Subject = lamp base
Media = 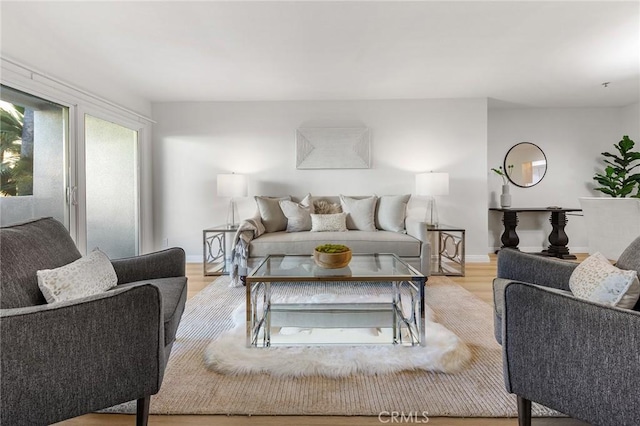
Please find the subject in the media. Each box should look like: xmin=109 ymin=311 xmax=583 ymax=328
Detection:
xmin=226 ymin=199 xmax=239 ymax=229
xmin=425 ymin=197 xmax=439 ymax=228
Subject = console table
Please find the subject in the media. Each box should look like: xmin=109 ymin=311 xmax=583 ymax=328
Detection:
xmin=489 ymin=207 xmax=582 ymax=260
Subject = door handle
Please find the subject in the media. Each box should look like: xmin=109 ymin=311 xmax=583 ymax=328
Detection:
xmin=67 ymin=186 xmax=78 ymax=206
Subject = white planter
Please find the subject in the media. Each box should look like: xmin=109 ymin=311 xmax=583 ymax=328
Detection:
xmin=500 ymin=184 xmax=511 ymax=208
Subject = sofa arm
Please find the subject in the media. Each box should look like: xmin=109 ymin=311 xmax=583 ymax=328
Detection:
xmin=405 ymin=218 xmax=431 ymax=276
xmin=112 ymin=247 xmax=185 ymax=285
xmin=0 ymin=284 xmax=164 ymax=425
xmin=497 ymin=249 xmax=576 ymax=291
xmin=503 ymin=282 xmax=640 ymax=425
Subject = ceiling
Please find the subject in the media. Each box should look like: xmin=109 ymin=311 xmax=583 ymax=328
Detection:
xmin=1 ymin=1 xmax=639 ymax=108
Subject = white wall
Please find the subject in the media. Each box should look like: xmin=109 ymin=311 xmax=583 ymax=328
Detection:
xmin=152 ymin=99 xmax=489 ymax=262
xmin=487 ymin=104 xmax=639 ymax=252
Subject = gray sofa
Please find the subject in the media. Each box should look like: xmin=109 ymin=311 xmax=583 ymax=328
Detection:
xmin=241 ymin=195 xmax=431 ymax=277
xmin=493 ymin=239 xmax=640 ymax=426
xmin=0 ymin=217 xmax=188 ymax=426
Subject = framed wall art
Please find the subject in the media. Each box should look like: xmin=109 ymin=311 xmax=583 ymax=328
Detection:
xmin=296 ymin=127 xmax=371 ymax=169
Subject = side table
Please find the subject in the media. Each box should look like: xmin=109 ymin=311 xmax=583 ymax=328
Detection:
xmin=427 ymin=225 xmax=465 ymax=276
xmin=203 ymin=225 xmax=238 ymax=276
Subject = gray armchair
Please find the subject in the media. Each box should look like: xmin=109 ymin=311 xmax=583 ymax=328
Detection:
xmin=0 ymin=217 xmax=188 ymax=426
xmin=492 ymin=238 xmax=640 ymax=426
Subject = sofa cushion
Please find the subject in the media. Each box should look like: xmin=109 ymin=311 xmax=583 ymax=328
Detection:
xmin=249 ymin=230 xmax=421 ymax=257
xmin=280 ymin=194 xmax=313 ymax=232
xmin=37 ymin=249 xmax=118 ymax=303
xmin=117 ymin=277 xmax=188 ymax=347
xmin=1 ymin=218 xmax=82 ymax=309
xmin=569 ymin=252 xmax=640 ymax=309
xmin=376 ymin=194 xmax=410 ymax=232
xmin=340 ymin=195 xmax=377 ymax=231
xmin=255 ymin=196 xmax=291 ymax=233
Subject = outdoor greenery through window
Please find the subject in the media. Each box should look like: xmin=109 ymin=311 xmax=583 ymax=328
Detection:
xmin=0 ymin=99 xmax=33 ymax=196
xmin=0 ymin=85 xmax=68 ymax=227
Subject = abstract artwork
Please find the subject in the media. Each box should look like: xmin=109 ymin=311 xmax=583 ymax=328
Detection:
xmin=296 ymin=128 xmax=371 ymax=169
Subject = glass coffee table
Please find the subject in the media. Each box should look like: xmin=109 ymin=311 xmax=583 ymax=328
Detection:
xmin=245 ymin=253 xmax=427 ymax=348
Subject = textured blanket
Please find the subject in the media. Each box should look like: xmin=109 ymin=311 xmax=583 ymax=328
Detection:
xmin=230 ymin=215 xmax=265 ymax=287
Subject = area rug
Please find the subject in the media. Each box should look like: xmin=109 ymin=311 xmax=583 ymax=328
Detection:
xmin=106 ymin=276 xmax=560 ymax=417
xmin=204 ymin=292 xmax=472 ymax=377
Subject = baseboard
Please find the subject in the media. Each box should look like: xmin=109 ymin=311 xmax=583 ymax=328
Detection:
xmin=186 ymin=254 xmax=202 ymax=263
xmin=489 ymin=247 xmax=589 ymax=255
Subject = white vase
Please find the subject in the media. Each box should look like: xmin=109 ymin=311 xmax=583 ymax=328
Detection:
xmin=500 ymin=184 xmax=512 ymax=208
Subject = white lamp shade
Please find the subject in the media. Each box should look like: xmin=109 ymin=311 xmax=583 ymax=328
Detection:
xmin=415 ymin=172 xmax=449 ymax=196
xmin=217 ymin=173 xmax=247 ymax=197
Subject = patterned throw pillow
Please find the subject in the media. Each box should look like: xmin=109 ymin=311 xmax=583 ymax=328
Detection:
xmin=279 ymin=194 xmax=313 ymax=232
xmin=37 ymin=249 xmax=118 ymax=303
xmin=310 ymin=213 xmax=348 ymax=232
xmin=569 ymin=252 xmax=640 ymax=309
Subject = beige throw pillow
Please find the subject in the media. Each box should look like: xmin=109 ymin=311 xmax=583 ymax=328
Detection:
xmin=569 ymin=252 xmax=640 ymax=309
xmin=37 ymin=249 xmax=118 ymax=303
xmin=375 ymin=194 xmax=410 ymax=232
xmin=310 ymin=213 xmax=348 ymax=232
xmin=279 ymin=194 xmax=313 ymax=232
xmin=339 ymin=195 xmax=377 ymax=231
xmin=255 ymin=196 xmax=291 ymax=233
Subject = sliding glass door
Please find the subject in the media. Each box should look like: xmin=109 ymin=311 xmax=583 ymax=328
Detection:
xmin=84 ymin=114 xmax=139 ymax=258
xmin=1 ymin=85 xmax=143 ymax=259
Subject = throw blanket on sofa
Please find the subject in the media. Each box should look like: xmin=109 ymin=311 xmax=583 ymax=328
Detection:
xmin=230 ymin=216 xmax=265 ymax=287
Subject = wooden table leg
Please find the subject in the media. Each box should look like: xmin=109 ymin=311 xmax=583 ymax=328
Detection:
xmin=544 ymin=211 xmax=577 ymax=260
xmin=500 ymin=210 xmax=520 ymax=250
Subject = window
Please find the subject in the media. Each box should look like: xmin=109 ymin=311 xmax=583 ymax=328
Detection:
xmin=0 ymin=85 xmax=69 ymax=226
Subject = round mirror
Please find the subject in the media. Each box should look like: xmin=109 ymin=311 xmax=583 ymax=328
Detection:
xmin=504 ymin=142 xmax=547 ymax=188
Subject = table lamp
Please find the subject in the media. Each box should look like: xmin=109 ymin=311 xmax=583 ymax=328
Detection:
xmin=217 ymin=173 xmax=247 ymax=228
xmin=415 ymin=172 xmax=449 ymax=228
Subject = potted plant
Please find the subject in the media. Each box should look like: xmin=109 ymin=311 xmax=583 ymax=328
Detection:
xmin=593 ymin=135 xmax=640 ymax=198
xmin=314 ymin=244 xmax=352 ymax=269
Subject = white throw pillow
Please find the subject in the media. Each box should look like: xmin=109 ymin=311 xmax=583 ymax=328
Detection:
xmin=37 ymin=249 xmax=118 ymax=303
xmin=255 ymin=196 xmax=291 ymax=233
xmin=310 ymin=213 xmax=348 ymax=232
xmin=280 ymin=194 xmax=313 ymax=232
xmin=339 ymin=195 xmax=377 ymax=231
xmin=569 ymin=252 xmax=640 ymax=309
xmin=375 ymin=194 xmax=410 ymax=232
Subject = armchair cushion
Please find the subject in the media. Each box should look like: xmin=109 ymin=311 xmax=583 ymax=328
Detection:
xmin=37 ymin=249 xmax=117 ymax=303
xmin=569 ymin=252 xmax=640 ymax=309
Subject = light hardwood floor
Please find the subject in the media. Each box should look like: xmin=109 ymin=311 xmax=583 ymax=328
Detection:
xmin=57 ymin=255 xmax=589 ymax=426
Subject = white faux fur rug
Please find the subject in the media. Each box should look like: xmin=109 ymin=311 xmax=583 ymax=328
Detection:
xmin=204 ymin=293 xmax=472 ymax=377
